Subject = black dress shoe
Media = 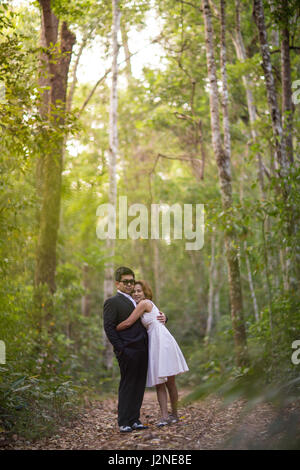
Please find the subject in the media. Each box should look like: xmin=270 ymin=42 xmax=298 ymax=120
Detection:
xmin=119 ymin=425 xmax=132 ymax=433
xmin=131 ymin=422 xmax=148 ymax=430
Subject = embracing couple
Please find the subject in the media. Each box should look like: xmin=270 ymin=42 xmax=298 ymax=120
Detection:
xmin=103 ymin=266 xmax=189 ymax=433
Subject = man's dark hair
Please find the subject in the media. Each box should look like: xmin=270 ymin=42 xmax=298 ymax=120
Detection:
xmin=115 ymin=266 xmax=135 ymax=282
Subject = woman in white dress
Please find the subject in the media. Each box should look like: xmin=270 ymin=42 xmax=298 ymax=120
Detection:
xmin=116 ymin=280 xmax=189 ymax=427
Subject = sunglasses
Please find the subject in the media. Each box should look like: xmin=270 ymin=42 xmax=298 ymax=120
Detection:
xmin=120 ymin=279 xmax=135 ymax=286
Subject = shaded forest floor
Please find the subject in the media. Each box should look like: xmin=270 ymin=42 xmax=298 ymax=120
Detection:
xmin=1 ymin=389 xmax=300 ymax=450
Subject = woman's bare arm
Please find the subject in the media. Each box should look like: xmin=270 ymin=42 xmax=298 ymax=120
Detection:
xmin=116 ymin=300 xmax=152 ymax=331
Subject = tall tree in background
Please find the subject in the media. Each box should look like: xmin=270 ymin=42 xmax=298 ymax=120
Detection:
xmin=103 ymin=0 xmax=121 ymax=370
xmin=36 ymin=6 xmax=53 ymax=203
xmin=120 ymin=18 xmax=132 ymax=83
xmin=205 ymin=227 xmax=216 ymax=341
xmin=280 ymin=0 xmax=294 ymax=165
xmin=210 ymin=0 xmax=267 ymax=195
xmin=252 ymin=0 xmax=288 ymax=176
xmin=232 ymin=0 xmax=266 ymax=196
xmin=253 ymin=0 xmax=296 ymax=291
xmin=35 ymin=0 xmax=76 ymax=296
xmin=202 ymin=0 xmax=248 ymax=366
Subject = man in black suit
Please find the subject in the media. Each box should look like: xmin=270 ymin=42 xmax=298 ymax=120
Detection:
xmin=103 ymin=266 xmax=166 ymax=433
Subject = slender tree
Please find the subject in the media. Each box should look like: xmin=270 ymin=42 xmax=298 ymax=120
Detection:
xmin=205 ymin=227 xmax=216 ymax=341
xmin=232 ymin=0 xmax=266 ymax=196
xmin=36 ymin=12 xmax=53 ymax=202
xmin=214 ymin=239 xmax=225 ymax=324
xmin=280 ymin=0 xmax=294 ymax=164
xmin=210 ymin=0 xmax=268 ymax=195
xmin=81 ymin=263 xmax=91 ymax=317
xmin=220 ymin=0 xmax=230 ymax=162
xmin=35 ymin=0 xmax=76 ymax=295
xmin=244 ymin=241 xmax=260 ymax=322
xmin=253 ymin=0 xmax=297 ymax=291
xmin=152 ymin=239 xmax=161 ymax=305
xmin=252 ymin=0 xmax=288 ymax=176
xmin=202 ymin=0 xmax=248 ymax=366
xmin=120 ymin=19 xmax=132 ymax=82
xmin=102 ymin=0 xmax=121 ymax=370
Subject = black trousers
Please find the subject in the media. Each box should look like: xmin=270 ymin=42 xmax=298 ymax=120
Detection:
xmin=117 ymin=340 xmax=148 ymax=427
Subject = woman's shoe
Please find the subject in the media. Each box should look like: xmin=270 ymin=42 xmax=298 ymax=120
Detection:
xmin=168 ymin=414 xmax=179 ymax=424
xmin=156 ymin=420 xmax=169 ymax=427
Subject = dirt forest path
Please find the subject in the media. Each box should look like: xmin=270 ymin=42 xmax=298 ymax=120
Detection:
xmin=3 ymin=389 xmax=297 ymax=450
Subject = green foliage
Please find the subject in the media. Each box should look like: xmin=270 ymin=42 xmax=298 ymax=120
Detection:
xmin=0 ymin=366 xmax=81 ymax=439
xmin=181 ymin=290 xmax=300 ymax=449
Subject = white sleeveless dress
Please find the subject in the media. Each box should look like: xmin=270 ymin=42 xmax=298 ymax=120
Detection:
xmin=141 ymin=301 xmax=189 ymax=387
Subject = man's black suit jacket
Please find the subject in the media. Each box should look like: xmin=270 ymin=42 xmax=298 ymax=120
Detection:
xmin=103 ymin=292 xmax=148 ymax=356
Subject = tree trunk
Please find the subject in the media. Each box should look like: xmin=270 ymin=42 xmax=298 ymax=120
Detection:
xmin=280 ymin=2 xmax=298 ymax=290
xmin=220 ymin=0 xmax=230 ymax=161
xmin=66 ymin=28 xmax=94 ymax=114
xmin=202 ymin=0 xmax=248 ymax=366
xmin=269 ymin=1 xmax=280 ymax=49
xmin=214 ymin=240 xmax=225 ymax=324
xmin=189 ymin=250 xmax=206 ymax=334
xmin=81 ymin=263 xmax=91 ymax=317
xmin=252 ymin=0 xmax=288 ymax=175
xmin=254 ymin=0 xmax=297 ymax=292
xmin=280 ymin=0 xmax=294 ymax=164
xmin=239 ymin=139 xmax=260 ymax=321
xmin=120 ymin=20 xmax=132 ymax=82
xmin=102 ymin=0 xmax=121 ymax=370
xmin=152 ymin=239 xmax=161 ymax=305
xmin=205 ymin=228 xmax=216 ymax=341
xmin=231 ymin=0 xmax=266 ymax=196
xmin=253 ymin=0 xmax=295 ymax=292
xmin=244 ymin=241 xmax=260 ymax=322
xmin=261 ymin=216 xmax=274 ymax=350
xmin=35 ymin=0 xmax=76 ymax=295
xmin=36 ymin=15 xmax=53 ymax=202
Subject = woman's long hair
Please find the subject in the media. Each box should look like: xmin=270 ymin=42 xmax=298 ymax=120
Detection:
xmin=134 ymin=280 xmax=153 ymax=300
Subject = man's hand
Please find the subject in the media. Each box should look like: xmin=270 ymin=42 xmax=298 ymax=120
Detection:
xmin=157 ymin=311 xmax=167 ymax=324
